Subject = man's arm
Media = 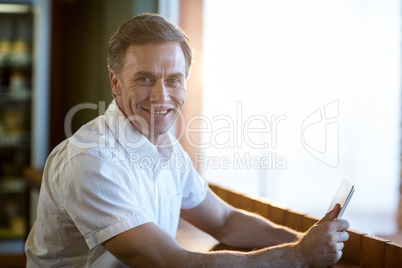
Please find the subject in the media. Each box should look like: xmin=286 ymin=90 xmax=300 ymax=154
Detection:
xmin=181 ymin=190 xmax=301 ymax=248
xmin=102 ymin=189 xmax=349 ymax=267
xmin=102 ymin=221 xmax=304 ymax=267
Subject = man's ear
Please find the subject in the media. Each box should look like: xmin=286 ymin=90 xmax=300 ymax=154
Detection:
xmin=110 ymin=70 xmax=122 ymax=96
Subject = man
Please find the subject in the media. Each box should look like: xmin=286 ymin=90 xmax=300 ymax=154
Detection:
xmin=25 ymin=14 xmax=349 ymax=267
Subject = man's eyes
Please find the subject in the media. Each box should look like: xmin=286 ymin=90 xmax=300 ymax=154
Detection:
xmin=166 ymin=78 xmax=181 ymax=85
xmin=136 ymin=77 xmax=152 ymax=83
xmin=135 ymin=77 xmax=182 ymax=87
xmin=136 ymin=77 xmax=154 ymax=85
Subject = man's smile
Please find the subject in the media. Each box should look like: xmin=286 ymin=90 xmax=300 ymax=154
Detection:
xmin=142 ymin=107 xmax=174 ymax=119
xmin=144 ymin=108 xmax=169 ymax=115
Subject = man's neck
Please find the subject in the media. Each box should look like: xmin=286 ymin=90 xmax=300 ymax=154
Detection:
xmin=146 ymin=132 xmax=171 ymax=148
xmin=146 ymin=132 xmax=174 ymax=158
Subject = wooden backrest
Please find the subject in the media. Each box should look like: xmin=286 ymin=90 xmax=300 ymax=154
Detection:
xmin=0 ymin=254 xmax=26 ymax=268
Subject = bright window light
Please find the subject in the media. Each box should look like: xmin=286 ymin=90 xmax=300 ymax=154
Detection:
xmin=202 ymin=0 xmax=400 ymax=236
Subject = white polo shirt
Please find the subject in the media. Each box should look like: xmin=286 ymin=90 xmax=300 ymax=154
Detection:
xmin=25 ymin=100 xmax=208 ymax=267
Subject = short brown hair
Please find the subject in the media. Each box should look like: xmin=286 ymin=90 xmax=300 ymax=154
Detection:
xmin=108 ymin=13 xmax=193 ymax=78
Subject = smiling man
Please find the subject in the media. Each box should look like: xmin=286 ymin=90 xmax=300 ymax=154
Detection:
xmin=25 ymin=14 xmax=349 ymax=267
xmin=110 ymin=42 xmax=186 ymax=146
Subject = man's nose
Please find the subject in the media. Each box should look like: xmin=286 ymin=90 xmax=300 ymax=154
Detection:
xmin=149 ymin=80 xmax=170 ymax=102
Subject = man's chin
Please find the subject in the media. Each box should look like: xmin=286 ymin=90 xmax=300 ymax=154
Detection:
xmin=139 ymin=128 xmax=172 ymax=142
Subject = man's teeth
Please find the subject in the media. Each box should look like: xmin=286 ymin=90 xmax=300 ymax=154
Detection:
xmin=149 ymin=110 xmax=168 ymax=114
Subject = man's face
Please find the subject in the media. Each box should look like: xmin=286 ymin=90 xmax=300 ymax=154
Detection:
xmin=111 ymin=42 xmax=186 ymax=141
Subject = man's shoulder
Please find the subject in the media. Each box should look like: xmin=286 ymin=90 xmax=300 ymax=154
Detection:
xmin=68 ymin=115 xmax=112 ymax=147
xmin=46 ymin=116 xmax=124 ymax=175
xmin=44 ymin=139 xmax=127 ymax=191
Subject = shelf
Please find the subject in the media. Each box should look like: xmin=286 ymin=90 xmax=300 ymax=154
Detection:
xmin=0 ymin=228 xmax=25 ymax=239
xmin=0 ymin=133 xmax=30 ymax=148
xmin=0 ymin=62 xmax=32 ymax=69
xmin=0 ymin=90 xmax=31 ymax=103
xmin=0 ymin=4 xmax=31 ymax=14
xmin=0 ymin=177 xmax=25 ymax=193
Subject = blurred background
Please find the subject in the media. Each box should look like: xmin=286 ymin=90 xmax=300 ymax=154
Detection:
xmin=0 ymin=0 xmax=400 ymax=258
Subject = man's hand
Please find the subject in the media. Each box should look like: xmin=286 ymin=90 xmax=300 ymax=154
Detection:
xmin=295 ymin=204 xmax=350 ymax=267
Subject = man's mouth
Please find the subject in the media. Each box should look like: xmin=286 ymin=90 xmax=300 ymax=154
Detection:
xmin=142 ymin=107 xmax=172 ymax=117
xmin=149 ymin=109 xmax=168 ymax=115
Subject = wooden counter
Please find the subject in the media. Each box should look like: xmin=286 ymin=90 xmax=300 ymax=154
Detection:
xmin=176 ymin=218 xmax=359 ymax=267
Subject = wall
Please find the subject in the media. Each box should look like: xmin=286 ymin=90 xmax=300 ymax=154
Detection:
xmin=49 ymin=0 xmax=157 ymax=152
xmin=177 ymin=0 xmax=203 ymax=168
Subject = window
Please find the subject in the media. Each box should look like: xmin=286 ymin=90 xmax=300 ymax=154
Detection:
xmin=202 ymin=0 xmax=400 ymax=236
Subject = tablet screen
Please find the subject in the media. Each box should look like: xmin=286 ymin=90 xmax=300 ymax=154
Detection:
xmin=327 ymin=176 xmax=355 ymax=219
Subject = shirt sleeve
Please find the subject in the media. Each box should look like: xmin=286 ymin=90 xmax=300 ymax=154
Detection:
xmin=178 ymin=149 xmax=208 ymax=210
xmin=58 ymin=149 xmax=152 ymax=249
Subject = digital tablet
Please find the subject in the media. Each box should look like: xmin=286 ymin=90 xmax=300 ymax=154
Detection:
xmin=327 ymin=176 xmax=355 ymax=219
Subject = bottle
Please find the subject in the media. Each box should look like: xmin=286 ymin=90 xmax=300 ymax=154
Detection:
xmin=10 ymin=39 xmax=31 ymax=67
xmin=0 ymin=39 xmax=11 ymax=88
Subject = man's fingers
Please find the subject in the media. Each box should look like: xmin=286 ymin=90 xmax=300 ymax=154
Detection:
xmin=337 ymin=242 xmax=344 ymax=251
xmin=333 ymin=219 xmax=350 ymax=232
xmin=336 ymin=230 xmax=349 ymax=242
xmin=336 ymin=248 xmax=343 ymax=260
xmin=318 ymin=203 xmax=341 ymax=224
